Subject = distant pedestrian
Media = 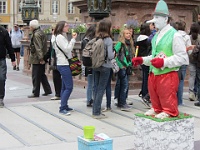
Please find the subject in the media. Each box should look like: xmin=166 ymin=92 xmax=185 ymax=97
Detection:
xmin=20 ymin=27 xmax=25 ymax=57
xmin=28 ymin=19 xmax=52 ymax=98
xmin=174 ymin=20 xmax=191 ymax=105
xmin=0 ymin=26 xmax=16 ymax=107
xmin=43 ymin=26 xmax=62 ymax=101
xmin=10 ymin=23 xmax=23 ymax=71
xmin=148 ymin=23 xmax=157 ymax=43
xmin=135 ymin=23 xmax=151 ymax=107
xmin=81 ymin=25 xmax=96 ymax=107
xmin=52 ymin=21 xmax=77 ymax=115
xmin=188 ymin=23 xmax=200 ymax=102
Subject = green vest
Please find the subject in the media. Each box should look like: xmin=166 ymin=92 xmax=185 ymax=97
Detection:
xmin=150 ymin=28 xmax=179 ymax=75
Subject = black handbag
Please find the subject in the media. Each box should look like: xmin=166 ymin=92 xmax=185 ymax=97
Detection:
xmin=55 ymin=40 xmax=81 ymax=76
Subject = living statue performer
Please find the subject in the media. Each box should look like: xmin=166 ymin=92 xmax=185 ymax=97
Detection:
xmin=132 ymin=0 xmax=189 ymax=119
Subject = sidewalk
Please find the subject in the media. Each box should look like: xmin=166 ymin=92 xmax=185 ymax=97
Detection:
xmin=1 ymin=58 xmax=200 ymax=150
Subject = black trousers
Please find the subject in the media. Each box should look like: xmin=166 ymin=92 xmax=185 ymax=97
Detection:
xmin=0 ymin=59 xmax=6 ymax=100
xmin=52 ymin=69 xmax=62 ymax=97
xmin=32 ymin=64 xmax=52 ymax=96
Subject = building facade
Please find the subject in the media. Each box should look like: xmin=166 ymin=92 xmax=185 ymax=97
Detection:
xmin=72 ymin=0 xmax=200 ymax=33
xmin=1 ymin=0 xmax=200 ymax=32
xmin=0 ymin=0 xmax=81 ymax=29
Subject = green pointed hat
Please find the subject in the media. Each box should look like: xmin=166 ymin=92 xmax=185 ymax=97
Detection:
xmin=154 ymin=0 xmax=169 ymax=16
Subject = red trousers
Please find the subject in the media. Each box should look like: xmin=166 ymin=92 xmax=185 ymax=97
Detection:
xmin=148 ymin=71 xmax=179 ymax=117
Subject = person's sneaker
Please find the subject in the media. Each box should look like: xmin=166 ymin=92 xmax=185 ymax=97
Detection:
xmin=92 ymin=114 xmax=107 ymax=119
xmin=189 ymin=91 xmax=196 ymax=101
xmin=66 ymin=107 xmax=74 ymax=111
xmin=141 ymin=97 xmax=151 ymax=108
xmin=59 ymin=110 xmax=71 ymax=115
xmin=16 ymin=67 xmax=19 ymax=71
xmin=87 ymin=99 xmax=93 ymax=107
xmin=138 ymin=91 xmax=142 ymax=97
xmin=0 ymin=101 xmax=4 ymax=108
xmin=13 ymin=66 xmax=16 ymax=70
xmin=114 ymin=98 xmax=118 ymax=106
xmin=194 ymin=102 xmax=200 ymax=107
xmin=121 ymin=104 xmax=131 ymax=111
xmin=101 ymin=107 xmax=112 ymax=112
xmin=143 ymin=93 xmax=151 ymax=103
xmin=50 ymin=96 xmax=60 ymax=100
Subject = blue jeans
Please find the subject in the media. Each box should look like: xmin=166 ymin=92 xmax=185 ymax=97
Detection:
xmin=93 ymin=66 xmax=110 ymax=115
xmin=115 ymin=68 xmax=128 ymax=106
xmin=57 ymin=65 xmax=73 ymax=111
xmin=177 ymin=65 xmax=187 ymax=105
xmin=105 ymin=69 xmax=112 ymax=108
xmin=0 ymin=59 xmax=7 ymax=100
xmin=87 ymin=74 xmax=94 ymax=103
xmin=141 ymin=65 xmax=149 ymax=97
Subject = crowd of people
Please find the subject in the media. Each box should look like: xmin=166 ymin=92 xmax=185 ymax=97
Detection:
xmin=1 ymin=0 xmax=200 ymax=120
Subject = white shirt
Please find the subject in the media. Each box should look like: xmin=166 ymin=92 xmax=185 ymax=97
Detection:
xmin=51 ymin=33 xmax=76 ymax=65
xmin=143 ymin=24 xmax=189 ymax=68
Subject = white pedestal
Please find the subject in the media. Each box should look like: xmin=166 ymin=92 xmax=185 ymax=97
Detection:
xmin=133 ymin=115 xmax=194 ymax=150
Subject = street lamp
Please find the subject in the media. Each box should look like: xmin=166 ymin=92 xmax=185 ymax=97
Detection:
xmin=87 ymin=0 xmax=111 ymax=21
xmin=21 ymin=0 xmax=40 ymax=25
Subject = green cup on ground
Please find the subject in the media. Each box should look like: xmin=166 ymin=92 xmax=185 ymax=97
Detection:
xmin=83 ymin=126 xmax=95 ymax=140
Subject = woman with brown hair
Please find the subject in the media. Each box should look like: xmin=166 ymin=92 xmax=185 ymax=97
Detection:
xmin=92 ymin=19 xmax=114 ymax=119
xmin=52 ymin=21 xmax=77 ymax=115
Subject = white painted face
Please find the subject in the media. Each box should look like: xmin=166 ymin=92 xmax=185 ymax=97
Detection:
xmin=153 ymin=15 xmax=168 ymax=30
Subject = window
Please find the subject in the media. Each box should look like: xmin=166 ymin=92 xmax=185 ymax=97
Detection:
xmin=68 ymin=2 xmax=74 ymax=14
xmin=38 ymin=0 xmax=42 ymax=13
xmin=0 ymin=0 xmax=7 ymax=14
xmin=52 ymin=0 xmax=59 ymax=14
xmin=18 ymin=0 xmax=22 ymax=13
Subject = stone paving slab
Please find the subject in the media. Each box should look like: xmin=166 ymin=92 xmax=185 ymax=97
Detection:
xmin=8 ymin=105 xmax=83 ymax=143
xmin=0 ymin=126 xmax=23 ymax=150
xmin=0 ymin=107 xmax=60 ymax=146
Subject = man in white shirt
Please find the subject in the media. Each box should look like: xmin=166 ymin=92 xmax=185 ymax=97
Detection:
xmin=132 ymin=0 xmax=189 ymax=119
xmin=10 ymin=24 xmax=23 ymax=71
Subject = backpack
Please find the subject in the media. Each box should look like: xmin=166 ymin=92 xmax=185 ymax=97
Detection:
xmin=82 ymin=38 xmax=106 ymax=68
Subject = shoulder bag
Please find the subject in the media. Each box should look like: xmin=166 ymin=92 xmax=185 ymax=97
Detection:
xmin=55 ymin=40 xmax=81 ymax=76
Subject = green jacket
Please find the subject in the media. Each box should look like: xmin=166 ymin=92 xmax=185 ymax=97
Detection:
xmin=29 ymin=28 xmax=47 ymax=64
xmin=114 ymin=42 xmax=132 ymax=69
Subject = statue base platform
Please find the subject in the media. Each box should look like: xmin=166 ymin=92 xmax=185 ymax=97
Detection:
xmin=133 ymin=113 xmax=194 ymax=150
